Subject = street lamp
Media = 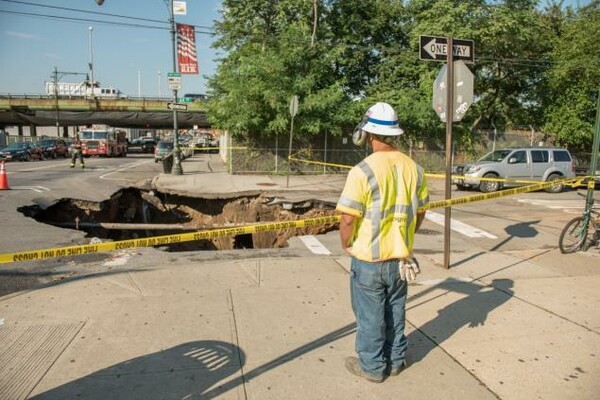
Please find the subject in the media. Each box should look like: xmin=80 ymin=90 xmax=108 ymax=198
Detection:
xmin=88 ymin=26 xmax=95 ymax=98
xmin=158 ymin=70 xmax=162 ymax=97
xmin=95 ymin=0 xmax=182 ymax=175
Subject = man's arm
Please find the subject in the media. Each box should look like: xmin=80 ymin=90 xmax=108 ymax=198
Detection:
xmin=339 ymin=213 xmax=357 ymax=255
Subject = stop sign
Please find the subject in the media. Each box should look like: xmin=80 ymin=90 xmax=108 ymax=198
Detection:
xmin=432 ymin=60 xmax=474 ymax=122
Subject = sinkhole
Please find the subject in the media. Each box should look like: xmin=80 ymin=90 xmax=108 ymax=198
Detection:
xmin=18 ymin=188 xmax=339 ymax=252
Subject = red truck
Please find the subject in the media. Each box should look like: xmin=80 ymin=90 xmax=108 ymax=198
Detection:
xmin=79 ymin=129 xmax=128 ymax=157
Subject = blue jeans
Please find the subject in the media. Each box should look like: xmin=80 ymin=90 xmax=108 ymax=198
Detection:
xmin=350 ymin=257 xmax=407 ymax=378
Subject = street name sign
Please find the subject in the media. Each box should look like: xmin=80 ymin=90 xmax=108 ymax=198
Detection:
xmin=167 ymin=103 xmax=188 ymax=111
xmin=419 ymin=35 xmax=474 ymax=63
xmin=167 ymin=72 xmax=182 ymax=90
xmin=432 ymin=60 xmax=474 ymax=122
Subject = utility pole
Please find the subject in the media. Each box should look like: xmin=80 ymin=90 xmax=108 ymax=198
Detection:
xmin=51 ymin=67 xmax=87 ymax=137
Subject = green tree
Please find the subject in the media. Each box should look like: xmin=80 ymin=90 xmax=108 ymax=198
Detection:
xmin=206 ymin=0 xmax=598 ymax=153
xmin=207 ymin=0 xmax=350 ymax=145
xmin=542 ymin=1 xmax=600 ymax=150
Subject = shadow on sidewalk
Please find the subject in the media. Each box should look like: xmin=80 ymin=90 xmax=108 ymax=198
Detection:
xmin=32 ymin=341 xmax=244 ymax=400
xmin=32 ymin=279 xmax=513 ymax=398
xmin=406 ymin=278 xmax=514 ymax=365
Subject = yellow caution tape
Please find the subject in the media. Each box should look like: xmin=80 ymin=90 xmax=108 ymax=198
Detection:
xmin=0 ymin=216 xmax=340 ymax=265
xmin=0 ymin=174 xmax=588 ymax=265
xmin=289 ymin=155 xmax=580 ymax=186
xmin=180 ymin=146 xmax=248 ymax=151
xmin=425 ymin=172 xmax=543 ymax=185
xmin=424 ymin=177 xmax=583 ymax=210
xmin=288 ymin=156 xmax=353 ymax=170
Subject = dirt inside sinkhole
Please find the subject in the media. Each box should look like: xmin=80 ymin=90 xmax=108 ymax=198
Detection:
xmin=18 ymin=188 xmax=339 ymax=252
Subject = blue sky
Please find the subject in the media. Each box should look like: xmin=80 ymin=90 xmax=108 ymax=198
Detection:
xmin=0 ymin=0 xmax=221 ymax=97
xmin=0 ymin=0 xmax=592 ymax=97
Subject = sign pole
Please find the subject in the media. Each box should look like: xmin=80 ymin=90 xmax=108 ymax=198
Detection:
xmin=443 ymin=36 xmax=454 ymax=270
xmin=586 ymin=89 xmax=600 ymax=212
xmin=169 ymin=0 xmax=183 ymax=175
xmin=286 ymin=95 xmax=299 ymax=188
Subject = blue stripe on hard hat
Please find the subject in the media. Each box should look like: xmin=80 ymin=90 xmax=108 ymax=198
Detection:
xmin=367 ymin=117 xmax=398 ymax=126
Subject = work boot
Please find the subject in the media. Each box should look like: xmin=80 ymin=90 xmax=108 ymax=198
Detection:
xmin=81 ymin=164 xmax=85 ymax=169
xmin=344 ymin=357 xmax=384 ymax=383
xmin=386 ymin=360 xmax=407 ymax=376
xmin=70 ymin=164 xmax=75 ymax=168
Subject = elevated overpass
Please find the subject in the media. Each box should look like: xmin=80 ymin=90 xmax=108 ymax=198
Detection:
xmin=0 ymin=95 xmax=210 ymax=129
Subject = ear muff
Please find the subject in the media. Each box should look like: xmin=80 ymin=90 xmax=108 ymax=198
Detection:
xmin=352 ymin=117 xmax=368 ymax=146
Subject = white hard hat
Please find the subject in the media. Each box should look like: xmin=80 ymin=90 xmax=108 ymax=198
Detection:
xmin=362 ymin=102 xmax=404 ymax=136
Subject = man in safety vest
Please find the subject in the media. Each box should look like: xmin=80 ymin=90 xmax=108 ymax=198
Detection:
xmin=70 ymin=133 xmax=85 ymax=169
xmin=336 ymin=102 xmax=429 ymax=383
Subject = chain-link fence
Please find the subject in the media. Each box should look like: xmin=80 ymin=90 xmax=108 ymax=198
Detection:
xmin=227 ymin=146 xmax=458 ymax=175
xmin=225 ymin=129 xmax=580 ymax=175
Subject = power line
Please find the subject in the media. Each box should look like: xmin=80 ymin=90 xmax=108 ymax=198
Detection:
xmin=0 ymin=0 xmax=215 ymax=33
xmin=0 ymin=9 xmax=213 ymax=35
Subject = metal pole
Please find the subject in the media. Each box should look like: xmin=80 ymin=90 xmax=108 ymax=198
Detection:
xmin=586 ymin=90 xmax=600 ymax=212
xmin=54 ymin=67 xmax=60 ymax=137
xmin=443 ymin=36 xmax=454 ymax=270
xmin=492 ymin=121 xmax=497 ymax=152
xmin=158 ymin=70 xmax=162 ymax=97
xmin=323 ymin=131 xmax=328 ymax=174
xmin=286 ymin=117 xmax=294 ymax=188
xmin=168 ymin=0 xmax=183 ymax=175
xmin=89 ymin=26 xmax=94 ymax=98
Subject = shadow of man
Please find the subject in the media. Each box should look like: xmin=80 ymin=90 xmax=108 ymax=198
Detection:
xmin=32 ymin=340 xmax=244 ymax=400
xmin=407 ymin=278 xmax=514 ymax=365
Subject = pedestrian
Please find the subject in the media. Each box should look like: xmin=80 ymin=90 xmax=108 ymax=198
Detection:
xmin=336 ymin=102 xmax=429 ymax=383
xmin=70 ymin=133 xmax=85 ymax=169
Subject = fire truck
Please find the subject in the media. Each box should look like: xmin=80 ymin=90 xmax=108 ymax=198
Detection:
xmin=79 ymin=129 xmax=128 ymax=157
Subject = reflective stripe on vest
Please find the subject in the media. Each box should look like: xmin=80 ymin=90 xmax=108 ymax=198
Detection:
xmin=357 ymin=159 xmax=426 ymax=260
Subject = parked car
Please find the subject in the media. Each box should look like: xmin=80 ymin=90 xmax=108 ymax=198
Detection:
xmin=128 ymin=138 xmax=156 ymax=153
xmin=37 ymin=138 xmax=69 ymax=159
xmin=0 ymin=142 xmax=45 ymax=161
xmin=572 ymin=154 xmax=600 ymax=188
xmin=194 ymin=134 xmax=219 ymax=154
xmin=452 ymin=147 xmax=575 ymax=193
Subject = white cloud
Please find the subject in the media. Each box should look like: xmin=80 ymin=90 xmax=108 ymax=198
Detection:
xmin=5 ymin=31 xmax=41 ymax=40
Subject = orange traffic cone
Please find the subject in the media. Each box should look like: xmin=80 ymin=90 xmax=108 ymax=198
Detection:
xmin=0 ymin=160 xmax=9 ymax=190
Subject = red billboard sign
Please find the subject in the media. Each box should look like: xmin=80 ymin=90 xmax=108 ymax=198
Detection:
xmin=177 ymin=23 xmax=199 ymax=74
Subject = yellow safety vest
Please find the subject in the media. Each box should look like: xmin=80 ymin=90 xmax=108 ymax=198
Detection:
xmin=336 ymin=151 xmax=429 ymax=262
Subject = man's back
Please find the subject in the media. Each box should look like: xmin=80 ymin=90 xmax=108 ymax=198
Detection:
xmin=338 ymin=150 xmax=429 ymax=261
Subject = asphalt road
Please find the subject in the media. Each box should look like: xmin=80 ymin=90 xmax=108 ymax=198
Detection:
xmin=0 ymin=154 xmax=598 ymax=297
xmin=0 ymin=154 xmax=163 ymax=296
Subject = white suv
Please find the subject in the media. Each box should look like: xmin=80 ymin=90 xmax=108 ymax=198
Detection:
xmin=453 ymin=147 xmax=575 ymax=193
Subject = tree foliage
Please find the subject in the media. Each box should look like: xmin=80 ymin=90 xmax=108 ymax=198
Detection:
xmin=206 ymin=0 xmax=600 ymax=150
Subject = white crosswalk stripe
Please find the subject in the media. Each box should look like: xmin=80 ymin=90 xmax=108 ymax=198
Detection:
xmin=425 ymin=211 xmax=497 ymax=239
xmin=517 ymin=199 xmax=585 ymax=212
xmin=298 ymin=235 xmax=332 ymax=255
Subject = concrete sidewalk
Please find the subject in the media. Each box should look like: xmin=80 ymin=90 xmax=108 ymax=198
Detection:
xmin=1 ymin=153 xmax=599 ymax=399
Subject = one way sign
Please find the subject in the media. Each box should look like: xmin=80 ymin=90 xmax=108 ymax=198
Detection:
xmin=419 ymin=35 xmax=474 ymax=63
xmin=167 ymin=102 xmax=187 ymax=111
